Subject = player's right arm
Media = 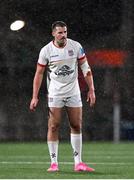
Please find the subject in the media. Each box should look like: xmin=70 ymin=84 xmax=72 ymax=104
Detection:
xmin=30 ymin=64 xmax=46 ymax=111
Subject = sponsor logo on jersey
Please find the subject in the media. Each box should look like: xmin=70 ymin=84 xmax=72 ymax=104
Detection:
xmin=68 ymin=49 xmax=74 ymax=56
xmin=55 ymin=65 xmax=74 ymax=76
xmin=50 ymin=55 xmax=59 ymax=58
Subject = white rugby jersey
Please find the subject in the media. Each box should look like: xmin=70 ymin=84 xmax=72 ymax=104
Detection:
xmin=38 ymin=38 xmax=85 ymax=97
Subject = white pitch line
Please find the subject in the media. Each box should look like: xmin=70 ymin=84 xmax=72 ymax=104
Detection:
xmin=0 ymin=161 xmax=133 ymax=165
xmin=0 ymin=155 xmax=133 ymax=158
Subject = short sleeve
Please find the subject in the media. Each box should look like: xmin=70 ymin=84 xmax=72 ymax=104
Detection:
xmin=77 ymin=42 xmax=86 ymax=60
xmin=38 ymin=47 xmax=48 ymax=66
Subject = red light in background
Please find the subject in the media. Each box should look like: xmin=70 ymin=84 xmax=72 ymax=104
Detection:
xmin=86 ymin=50 xmax=128 ymax=67
xmin=78 ymin=50 xmax=128 ymax=91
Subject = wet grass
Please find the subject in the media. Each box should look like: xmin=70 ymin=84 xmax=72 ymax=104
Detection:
xmin=0 ymin=141 xmax=134 ymax=179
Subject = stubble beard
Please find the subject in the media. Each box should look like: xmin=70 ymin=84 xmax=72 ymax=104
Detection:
xmin=57 ymin=38 xmax=66 ymax=47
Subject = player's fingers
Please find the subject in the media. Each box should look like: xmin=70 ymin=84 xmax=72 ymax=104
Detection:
xmin=86 ymin=95 xmax=90 ymax=102
xmin=30 ymin=102 xmax=36 ymax=111
xmin=86 ymin=91 xmax=90 ymax=102
xmin=90 ymin=96 xmax=96 ymax=107
xmin=30 ymin=98 xmax=39 ymax=111
xmin=90 ymin=100 xmax=94 ymax=107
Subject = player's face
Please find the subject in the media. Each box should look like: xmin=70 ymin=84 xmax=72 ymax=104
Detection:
xmin=52 ymin=26 xmax=67 ymax=47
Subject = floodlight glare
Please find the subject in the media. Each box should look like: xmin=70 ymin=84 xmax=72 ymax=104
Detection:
xmin=10 ymin=20 xmax=25 ymax=31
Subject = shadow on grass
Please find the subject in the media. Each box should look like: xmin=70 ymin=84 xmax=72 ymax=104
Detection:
xmin=55 ymin=170 xmax=99 ymax=176
xmin=53 ymin=170 xmax=120 ymax=177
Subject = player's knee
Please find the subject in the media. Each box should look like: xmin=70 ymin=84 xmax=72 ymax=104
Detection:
xmin=70 ymin=123 xmax=81 ymax=132
xmin=48 ymin=123 xmax=60 ymax=132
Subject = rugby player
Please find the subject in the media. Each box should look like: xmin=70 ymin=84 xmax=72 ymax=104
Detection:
xmin=30 ymin=21 xmax=96 ymax=172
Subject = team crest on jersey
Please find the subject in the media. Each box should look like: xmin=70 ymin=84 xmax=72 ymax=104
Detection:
xmin=68 ymin=50 xmax=74 ymax=56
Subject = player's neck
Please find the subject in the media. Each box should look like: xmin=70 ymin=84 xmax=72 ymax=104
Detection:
xmin=53 ymin=40 xmax=67 ymax=48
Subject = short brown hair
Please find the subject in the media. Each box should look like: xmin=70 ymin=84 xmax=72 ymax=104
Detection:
xmin=52 ymin=21 xmax=67 ymax=31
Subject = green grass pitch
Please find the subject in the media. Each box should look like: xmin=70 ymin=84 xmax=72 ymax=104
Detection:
xmin=0 ymin=142 xmax=134 ymax=179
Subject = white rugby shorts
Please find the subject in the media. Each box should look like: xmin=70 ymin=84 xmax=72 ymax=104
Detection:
xmin=48 ymin=94 xmax=82 ymax=107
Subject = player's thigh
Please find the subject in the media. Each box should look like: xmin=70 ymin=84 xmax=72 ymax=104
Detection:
xmin=66 ymin=107 xmax=82 ymax=126
xmin=48 ymin=107 xmax=63 ymax=125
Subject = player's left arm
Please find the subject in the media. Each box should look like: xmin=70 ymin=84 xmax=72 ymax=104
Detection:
xmin=78 ymin=57 xmax=96 ymax=107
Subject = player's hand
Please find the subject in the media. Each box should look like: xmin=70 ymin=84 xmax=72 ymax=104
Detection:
xmin=87 ymin=89 xmax=96 ymax=107
xmin=30 ymin=97 xmax=39 ymax=111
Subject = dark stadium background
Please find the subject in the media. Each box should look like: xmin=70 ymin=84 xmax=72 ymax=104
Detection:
xmin=0 ymin=0 xmax=134 ymax=141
